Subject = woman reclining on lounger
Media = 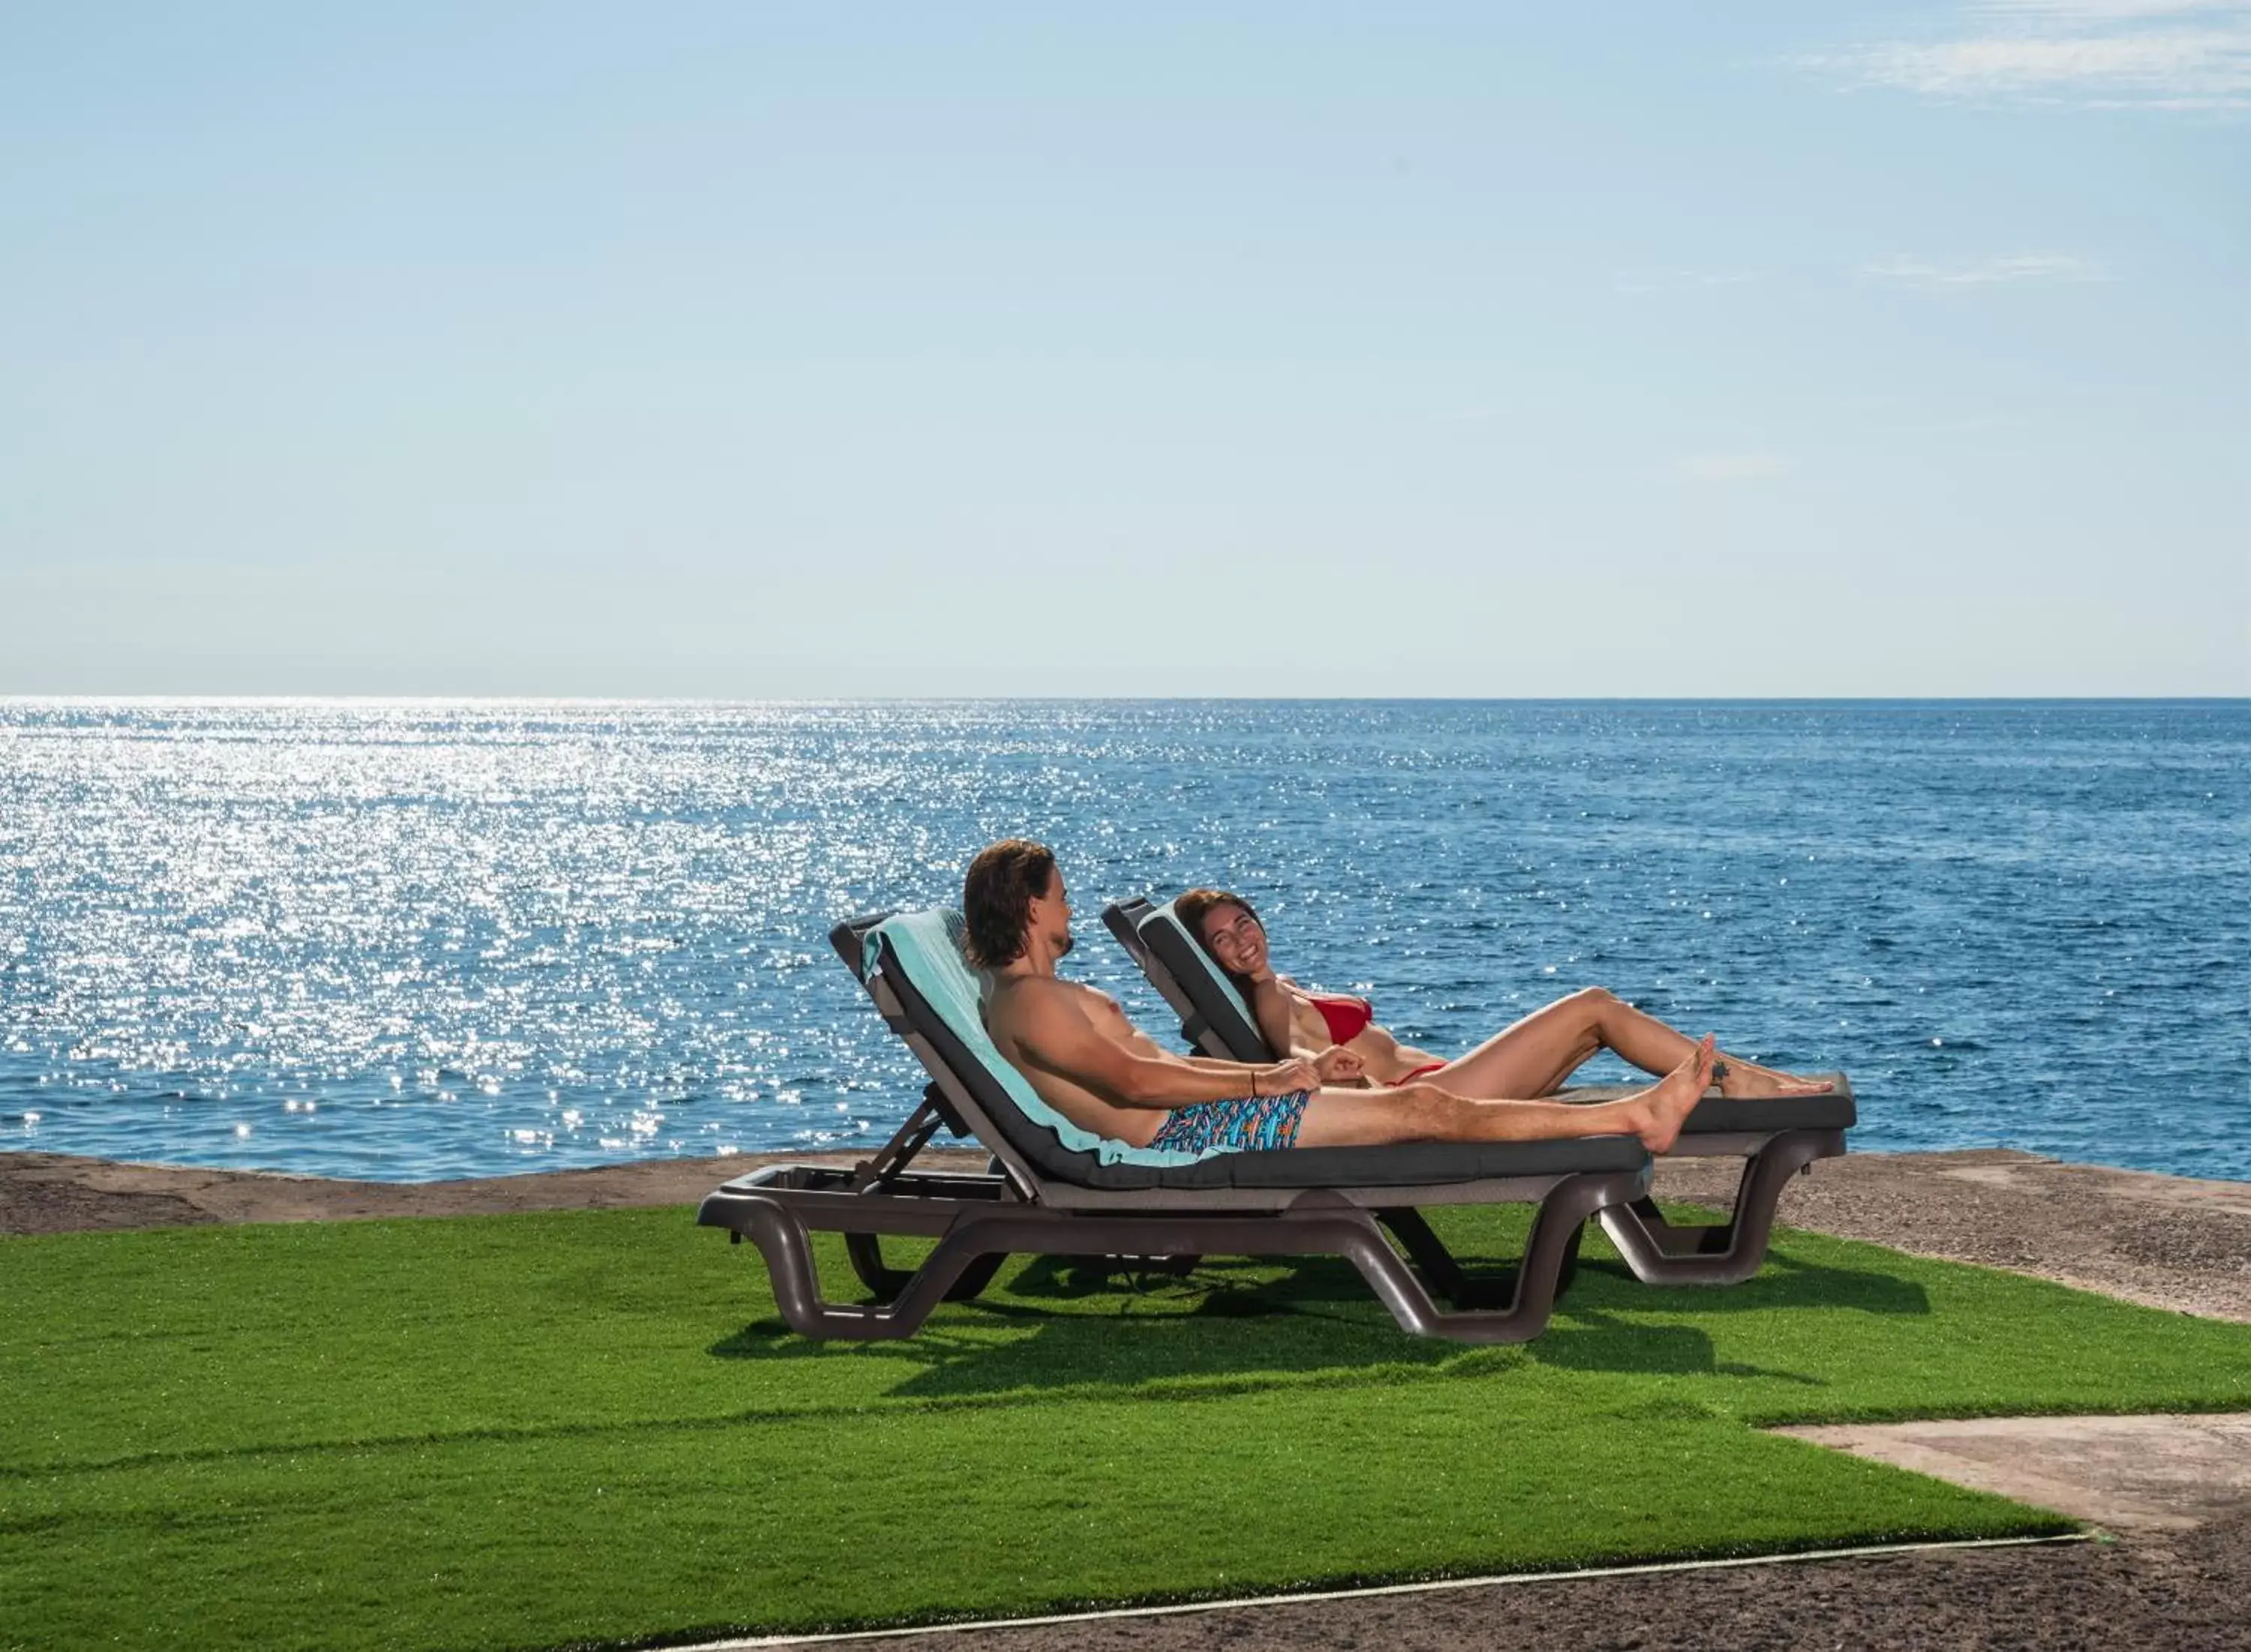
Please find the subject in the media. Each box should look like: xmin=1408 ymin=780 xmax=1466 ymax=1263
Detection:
xmin=1174 ymin=888 xmax=1834 ymax=1101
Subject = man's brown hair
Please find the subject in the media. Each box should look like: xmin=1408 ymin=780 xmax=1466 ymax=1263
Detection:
xmin=962 ymin=839 xmax=1058 ymax=968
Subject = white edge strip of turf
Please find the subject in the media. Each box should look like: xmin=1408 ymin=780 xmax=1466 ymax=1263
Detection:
xmin=684 ymin=1532 xmax=2092 ymax=1650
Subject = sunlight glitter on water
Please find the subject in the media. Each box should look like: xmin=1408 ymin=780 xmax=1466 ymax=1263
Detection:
xmin=1 ymin=698 xmax=2245 ymax=1180
xmin=2 ymin=701 xmax=964 ymax=1174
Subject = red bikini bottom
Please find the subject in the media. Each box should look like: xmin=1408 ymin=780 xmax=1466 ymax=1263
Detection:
xmin=1387 ymin=1062 xmax=1447 ymax=1087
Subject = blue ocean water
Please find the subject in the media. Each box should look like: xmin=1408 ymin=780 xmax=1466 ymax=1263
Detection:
xmin=1 ymin=700 xmax=2243 ymax=1182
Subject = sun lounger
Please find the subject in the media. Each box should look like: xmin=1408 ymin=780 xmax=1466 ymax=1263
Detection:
xmin=697 ymin=908 xmax=1654 ymax=1342
xmin=1101 ymin=894 xmax=1854 ymax=1287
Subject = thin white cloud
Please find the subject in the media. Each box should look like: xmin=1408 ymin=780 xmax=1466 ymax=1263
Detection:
xmin=1800 ymin=0 xmax=2251 ymax=109
xmin=1862 ymin=252 xmax=2112 ymax=288
xmin=1672 ymin=452 xmax=1795 ymax=483
xmin=1978 ymin=1 xmax=2240 ymax=20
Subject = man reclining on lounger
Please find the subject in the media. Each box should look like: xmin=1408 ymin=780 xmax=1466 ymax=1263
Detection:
xmin=966 ymin=839 xmax=1714 ymax=1156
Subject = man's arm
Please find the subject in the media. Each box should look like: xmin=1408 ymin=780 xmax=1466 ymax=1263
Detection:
xmin=1177 ymin=1050 xmax=1364 ymax=1083
xmin=1237 ymin=981 xmax=1365 ymax=1082
xmin=1011 ymin=987 xmax=1315 ymax=1109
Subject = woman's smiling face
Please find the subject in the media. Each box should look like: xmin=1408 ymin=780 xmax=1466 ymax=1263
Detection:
xmin=1196 ymin=901 xmax=1268 ymax=975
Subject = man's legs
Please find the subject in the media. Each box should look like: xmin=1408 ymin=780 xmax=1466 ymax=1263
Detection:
xmin=1296 ymin=1037 xmax=1717 ymax=1154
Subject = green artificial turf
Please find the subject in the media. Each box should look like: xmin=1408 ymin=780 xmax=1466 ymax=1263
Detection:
xmin=4 ymin=1202 xmax=2247 ymax=1652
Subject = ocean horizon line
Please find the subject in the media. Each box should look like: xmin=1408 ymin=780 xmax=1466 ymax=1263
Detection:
xmin=5 ymin=692 xmax=2246 ymax=708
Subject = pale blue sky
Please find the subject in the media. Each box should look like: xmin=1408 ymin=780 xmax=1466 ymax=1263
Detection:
xmin=5 ymin=2 xmax=2244 ymax=695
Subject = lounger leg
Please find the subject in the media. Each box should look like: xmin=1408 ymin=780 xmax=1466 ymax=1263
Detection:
xmin=1377 ymin=1209 xmax=1475 ymax=1304
xmin=1597 ymin=1129 xmax=1837 ymax=1286
xmin=844 ymin=1231 xmax=1006 ymax=1304
xmin=1371 ymin=1174 xmax=1607 ymax=1343
xmin=1375 ymin=1209 xmax=1589 ymax=1311
xmin=1320 ymin=1174 xmax=1618 ymax=1342
xmin=1558 ymin=1216 xmax=1585 ymax=1296
xmin=739 ymin=1206 xmax=1198 ymax=1341
xmin=730 ymin=1175 xmax=1638 ymax=1344
xmin=734 ymin=1200 xmax=1029 ymax=1340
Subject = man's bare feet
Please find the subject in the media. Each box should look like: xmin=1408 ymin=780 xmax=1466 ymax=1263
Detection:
xmin=1713 ymin=1056 xmax=1835 ymax=1098
xmin=1621 ymin=1035 xmax=1718 ymax=1153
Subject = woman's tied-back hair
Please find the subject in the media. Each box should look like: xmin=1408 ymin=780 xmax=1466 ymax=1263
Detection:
xmin=962 ymin=839 xmax=1059 ymax=968
xmin=1174 ymin=888 xmax=1262 ymax=997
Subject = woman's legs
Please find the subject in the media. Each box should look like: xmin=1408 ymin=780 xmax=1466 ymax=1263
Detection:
xmin=1297 ymin=1038 xmax=1716 ymax=1153
xmin=1431 ymin=987 xmax=1830 ymax=1099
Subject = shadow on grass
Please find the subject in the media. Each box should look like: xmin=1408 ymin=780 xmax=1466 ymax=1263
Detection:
xmin=1561 ymin=1248 xmax=1934 ymax=1320
xmin=1521 ymin=1310 xmax=1823 ymax=1383
xmin=706 ymin=1233 xmax=1927 ymax=1397
xmin=707 ymin=1252 xmax=1457 ymax=1396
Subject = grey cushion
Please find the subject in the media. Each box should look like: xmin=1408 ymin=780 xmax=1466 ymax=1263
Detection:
xmin=1559 ymin=1083 xmax=1856 ymax=1133
xmin=1681 ymin=1086 xmax=1856 ymax=1132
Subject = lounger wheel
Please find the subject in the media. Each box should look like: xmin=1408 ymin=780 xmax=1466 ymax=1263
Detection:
xmin=843 ymin=1232 xmax=1006 ymax=1304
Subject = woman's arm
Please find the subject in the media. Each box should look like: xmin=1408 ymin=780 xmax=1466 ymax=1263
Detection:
xmin=1249 ymin=976 xmax=1308 ymax=1061
xmin=1248 ymin=978 xmax=1366 ymax=1084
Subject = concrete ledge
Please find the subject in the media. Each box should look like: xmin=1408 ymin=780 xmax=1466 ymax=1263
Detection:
xmin=1777 ymin=1413 xmax=2251 ymax=1532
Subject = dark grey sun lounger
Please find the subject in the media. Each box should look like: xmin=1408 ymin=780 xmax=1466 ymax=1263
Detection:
xmin=1101 ymin=894 xmax=1854 ymax=1287
xmin=697 ymin=908 xmax=1654 ymax=1343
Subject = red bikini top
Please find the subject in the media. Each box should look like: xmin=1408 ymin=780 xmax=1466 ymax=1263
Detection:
xmin=1309 ymin=993 xmax=1374 ymax=1046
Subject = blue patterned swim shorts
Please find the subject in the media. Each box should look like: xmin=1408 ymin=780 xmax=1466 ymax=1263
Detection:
xmin=1147 ymin=1091 xmax=1309 ymax=1155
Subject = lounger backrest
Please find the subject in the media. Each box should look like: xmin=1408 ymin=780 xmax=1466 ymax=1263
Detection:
xmin=1119 ymin=897 xmax=1274 ymax=1062
xmin=852 ymin=909 xmax=1227 ymax=1170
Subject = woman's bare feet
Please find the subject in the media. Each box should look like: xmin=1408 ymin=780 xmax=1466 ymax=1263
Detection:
xmin=1714 ymin=1056 xmax=1835 ymax=1098
xmin=1619 ymin=1035 xmax=1718 ymax=1152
